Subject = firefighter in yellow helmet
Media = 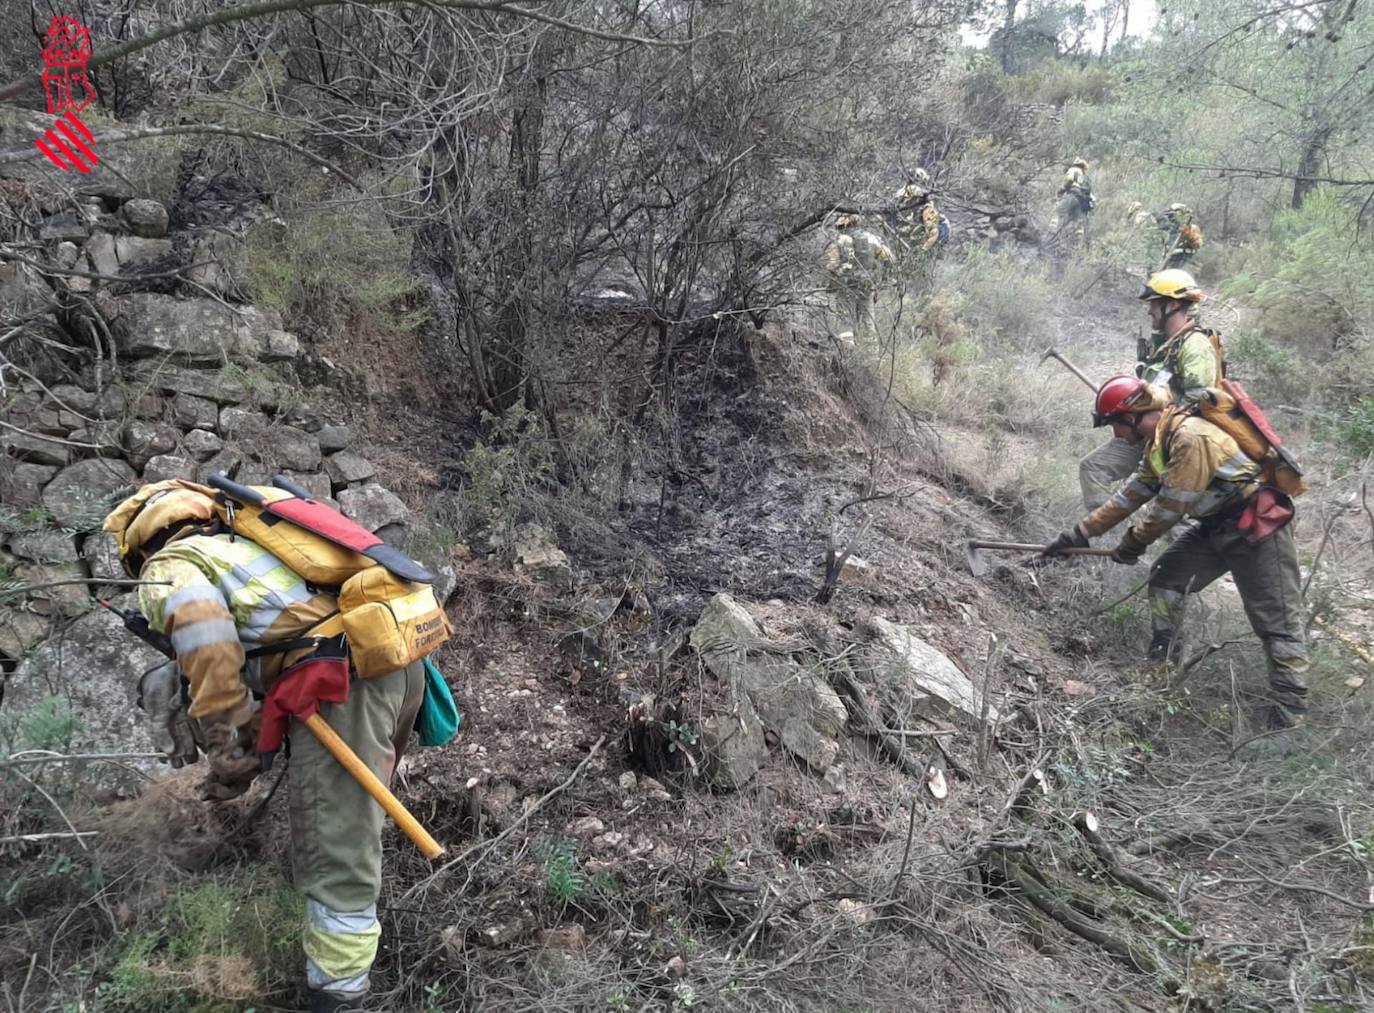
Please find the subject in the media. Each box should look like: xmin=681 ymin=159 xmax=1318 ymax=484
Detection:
xmin=1053 ymin=157 xmax=1094 ymax=243
xmin=892 ymin=170 xmax=949 ymax=295
xmin=826 ymin=213 xmax=894 ymax=339
xmin=1159 ymin=203 xmax=1203 ymax=270
xmin=104 ymin=481 xmax=424 ymax=1013
xmin=1078 ymin=270 xmax=1225 ymax=511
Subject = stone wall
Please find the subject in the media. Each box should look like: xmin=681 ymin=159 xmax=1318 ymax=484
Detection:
xmin=0 ymin=190 xmax=447 ymax=760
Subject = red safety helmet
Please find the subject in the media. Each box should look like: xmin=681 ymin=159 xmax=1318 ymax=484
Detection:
xmin=1092 ymin=374 xmax=1148 ymax=428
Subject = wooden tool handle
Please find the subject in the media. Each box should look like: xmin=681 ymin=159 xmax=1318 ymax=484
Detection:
xmin=967 ymin=541 xmax=1115 ymax=556
xmin=304 ymin=713 xmax=446 ymax=860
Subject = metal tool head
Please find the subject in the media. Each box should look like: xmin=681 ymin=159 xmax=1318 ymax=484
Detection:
xmin=965 ymin=541 xmax=989 ymax=577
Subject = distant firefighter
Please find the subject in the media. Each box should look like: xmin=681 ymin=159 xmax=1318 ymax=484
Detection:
xmin=1127 ymin=201 xmax=1203 ymax=270
xmin=826 ymin=213 xmax=893 ymax=339
xmin=1053 ymin=157 xmax=1094 ymax=243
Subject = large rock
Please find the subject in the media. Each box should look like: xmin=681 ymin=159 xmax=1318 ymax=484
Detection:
xmin=0 ymin=607 xmax=52 ymax=662
xmin=114 ymin=236 xmax=174 ymax=269
xmin=181 ymin=429 xmax=223 ymax=461
xmin=690 ymin=594 xmax=848 ymax=774
xmin=2 ymin=430 xmax=70 ymax=467
xmin=0 ymin=262 xmax=64 ymax=346
xmin=51 ymin=383 xmax=126 ymax=419
xmin=6 ymin=529 xmax=80 ymax=563
xmin=2 ymin=463 xmax=57 ymax=507
xmin=142 ymin=454 xmax=198 ymax=483
xmin=219 ymin=409 xmax=321 ymax=472
xmin=121 ymin=198 xmax=170 ymax=238
xmin=112 ymin=294 xmax=285 ymax=364
xmin=8 ymin=593 xmax=167 ymax=762
xmin=324 ymin=450 xmax=375 ymax=487
xmin=172 ymin=392 xmax=220 ymax=430
xmin=317 ymin=424 xmax=352 ymax=453
xmin=82 ymin=531 xmax=124 ymax=586
xmin=127 ymin=363 xmax=252 ymax=405
xmin=85 ymin=231 xmax=120 ymax=276
xmin=39 ymin=213 xmax=90 ymax=242
xmin=338 ymin=483 xmax=410 ymax=532
xmin=862 ymin=618 xmax=1001 ymax=725
xmin=186 ymin=229 xmax=250 ymax=298
xmin=15 ymin=562 xmax=90 ymax=617
xmin=123 ymin=420 xmax=179 ymax=469
xmin=510 ymin=525 xmax=573 ymax=588
xmin=280 ymin=471 xmax=331 ymax=501
xmin=40 ymin=458 xmax=138 ymax=529
xmin=698 ymin=693 xmax=770 ymax=788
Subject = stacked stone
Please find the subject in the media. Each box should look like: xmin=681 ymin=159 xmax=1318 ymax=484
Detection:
xmin=1 ymin=197 xmax=419 ymax=676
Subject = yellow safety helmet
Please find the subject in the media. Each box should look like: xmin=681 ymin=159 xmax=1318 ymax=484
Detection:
xmin=1138 ymin=268 xmax=1204 ymax=303
xmin=834 ymin=213 xmax=862 ymax=228
xmin=1071 ymin=157 xmax=1089 ymax=169
xmin=104 ymin=479 xmax=219 ymax=576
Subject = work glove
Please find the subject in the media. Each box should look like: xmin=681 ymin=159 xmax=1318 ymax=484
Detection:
xmin=200 ymin=702 xmax=263 ymax=802
xmin=1043 ymin=523 xmax=1090 ymax=557
xmin=137 ymin=661 xmax=199 ymax=768
xmin=1111 ymin=529 xmax=1148 ymax=566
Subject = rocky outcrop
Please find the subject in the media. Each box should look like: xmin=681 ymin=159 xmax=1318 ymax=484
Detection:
xmin=861 ymin=618 xmax=1001 ymax=724
xmin=690 ymin=593 xmax=848 ymax=780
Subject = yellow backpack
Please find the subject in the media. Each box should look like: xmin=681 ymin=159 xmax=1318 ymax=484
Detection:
xmin=1167 ymin=381 xmax=1307 ymax=498
xmin=211 ymin=482 xmax=452 ymax=678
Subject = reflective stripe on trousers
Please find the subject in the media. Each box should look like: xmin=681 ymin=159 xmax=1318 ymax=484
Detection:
xmin=304 ymin=898 xmax=379 ymax=993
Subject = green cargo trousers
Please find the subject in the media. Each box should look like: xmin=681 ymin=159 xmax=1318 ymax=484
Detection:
xmin=1148 ymin=518 xmax=1309 ymax=717
xmin=1079 ymin=436 xmax=1145 ymax=512
xmin=288 ymin=661 xmax=425 ymax=998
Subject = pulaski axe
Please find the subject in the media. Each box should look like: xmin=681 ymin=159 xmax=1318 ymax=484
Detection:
xmin=1039 ymin=347 xmax=1099 ymax=392
xmin=965 ymin=539 xmax=1114 ymax=577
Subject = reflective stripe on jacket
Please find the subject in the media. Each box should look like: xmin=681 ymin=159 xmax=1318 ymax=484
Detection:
xmin=140 ymin=533 xmax=337 ymax=721
xmin=1081 ymin=414 xmax=1261 ymax=546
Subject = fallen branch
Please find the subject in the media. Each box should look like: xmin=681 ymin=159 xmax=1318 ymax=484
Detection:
xmin=1072 ymin=811 xmax=1173 ymax=906
xmin=991 ymin=851 xmax=1166 ymax=977
xmin=1 ymin=751 xmax=163 ymax=768
xmin=1209 ymin=874 xmax=1374 ymax=912
xmin=0 ymin=830 xmax=100 ymax=845
xmin=833 ymin=668 xmax=925 ymax=780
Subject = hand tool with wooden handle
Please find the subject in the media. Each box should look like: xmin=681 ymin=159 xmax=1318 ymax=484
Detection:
xmin=1038 ymin=347 xmax=1099 ymax=392
xmin=965 ymin=539 xmax=1114 ymax=576
xmin=304 ymin=713 xmax=446 ymax=860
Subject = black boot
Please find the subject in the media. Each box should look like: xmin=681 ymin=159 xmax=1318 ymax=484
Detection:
xmin=309 ymin=988 xmax=366 ymax=1013
xmin=1146 ymin=629 xmax=1180 ymax=664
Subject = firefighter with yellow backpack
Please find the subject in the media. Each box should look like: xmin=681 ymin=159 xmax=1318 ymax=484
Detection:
xmin=1080 ymin=269 xmax=1225 ymax=510
xmin=1046 ymin=374 xmax=1310 ymax=754
xmin=103 ymin=476 xmax=455 ymax=1012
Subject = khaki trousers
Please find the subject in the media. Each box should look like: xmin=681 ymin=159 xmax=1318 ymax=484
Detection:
xmin=1149 ymin=519 xmax=1309 ymax=714
xmin=288 ymin=661 xmax=425 ymax=995
xmin=1079 ymin=437 xmax=1144 ymax=512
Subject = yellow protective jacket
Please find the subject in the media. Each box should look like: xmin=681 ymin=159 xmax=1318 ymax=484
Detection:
xmin=1142 ymin=324 xmax=1223 ymax=402
xmin=139 ymin=533 xmax=337 ymax=721
xmin=1081 ymin=413 xmax=1261 ymax=547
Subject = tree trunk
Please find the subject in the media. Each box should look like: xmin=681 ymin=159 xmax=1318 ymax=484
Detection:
xmin=1292 ymin=125 xmax=1331 ymax=209
xmin=999 ymin=0 xmax=1018 ymax=73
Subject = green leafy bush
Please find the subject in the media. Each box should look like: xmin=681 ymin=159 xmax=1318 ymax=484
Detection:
xmin=99 ymin=878 xmax=300 ymax=1011
xmin=1340 ymin=398 xmax=1374 ymax=460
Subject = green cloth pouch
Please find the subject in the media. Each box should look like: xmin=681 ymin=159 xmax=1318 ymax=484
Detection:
xmin=417 ymin=657 xmax=460 ymax=747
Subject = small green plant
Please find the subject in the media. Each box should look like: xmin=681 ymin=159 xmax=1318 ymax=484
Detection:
xmin=664 ymin=720 xmax=699 ymax=754
xmin=1158 ymin=914 xmax=1197 ymax=953
xmin=0 ymin=695 xmax=82 ymax=754
xmin=463 ymin=406 xmax=555 ymax=533
xmin=1107 ymin=601 xmax=1141 ymax=628
xmin=540 ymin=837 xmax=585 ymax=906
xmin=1339 ymin=397 xmax=1374 ymax=460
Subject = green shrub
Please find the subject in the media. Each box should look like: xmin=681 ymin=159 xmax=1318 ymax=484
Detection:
xmin=1223 ymin=190 xmax=1374 ymax=350
xmin=1340 ymin=398 xmax=1374 ymax=460
xmin=946 ymin=248 xmax=1055 ymax=349
xmin=246 ymin=205 xmax=424 ymax=335
xmin=99 ymin=878 xmax=300 ymax=1011
xmin=0 ymin=695 xmax=82 ymax=754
